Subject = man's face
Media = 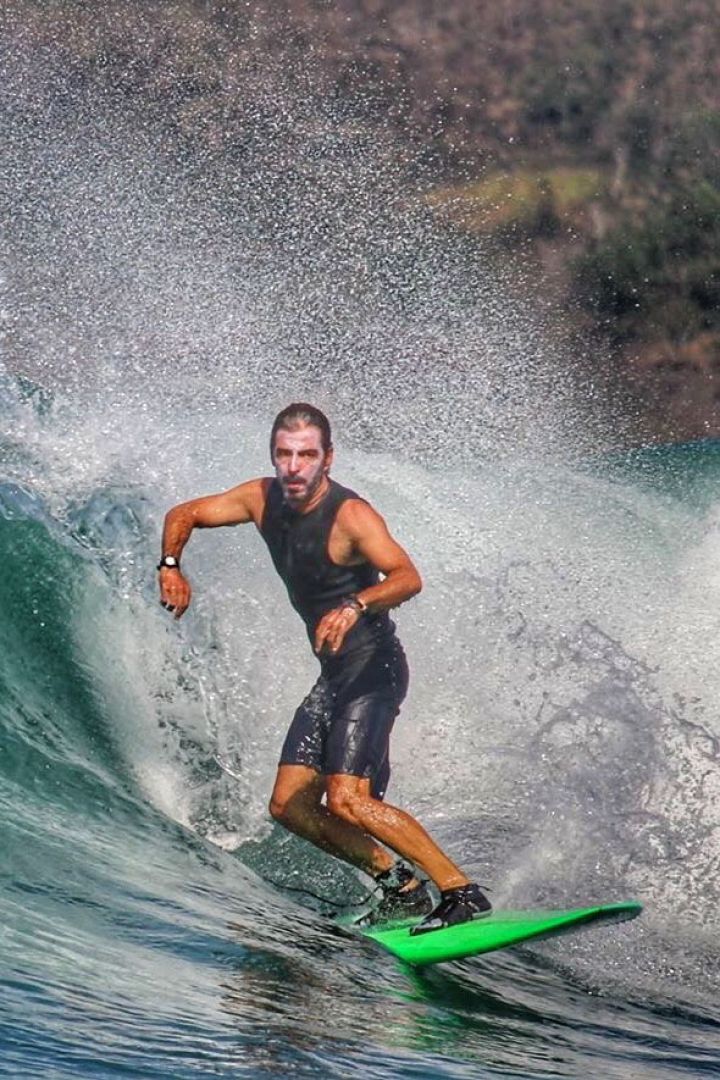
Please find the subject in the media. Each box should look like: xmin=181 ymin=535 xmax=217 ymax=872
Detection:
xmin=272 ymin=424 xmax=332 ymax=508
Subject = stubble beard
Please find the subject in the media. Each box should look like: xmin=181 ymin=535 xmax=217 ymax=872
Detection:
xmin=281 ymin=467 xmax=327 ymax=509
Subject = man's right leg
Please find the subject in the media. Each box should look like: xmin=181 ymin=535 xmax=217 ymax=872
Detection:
xmin=272 ymin=675 xmax=429 ymax=916
xmin=269 ymin=763 xmax=396 ymax=877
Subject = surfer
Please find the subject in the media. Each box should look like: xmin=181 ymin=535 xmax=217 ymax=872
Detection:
xmin=158 ymin=403 xmax=491 ymax=933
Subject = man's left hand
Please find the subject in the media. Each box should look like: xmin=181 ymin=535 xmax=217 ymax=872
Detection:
xmin=314 ymin=604 xmax=360 ymax=655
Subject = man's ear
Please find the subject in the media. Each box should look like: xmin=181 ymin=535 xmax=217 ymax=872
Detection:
xmin=324 ymin=446 xmax=334 ymax=473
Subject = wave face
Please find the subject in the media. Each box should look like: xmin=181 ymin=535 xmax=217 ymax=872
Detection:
xmin=2 ymin=19 xmax=720 ymax=1076
xmin=2 ymin=363 xmax=720 ymax=1078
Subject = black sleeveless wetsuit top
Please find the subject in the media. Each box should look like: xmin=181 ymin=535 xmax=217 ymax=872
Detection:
xmin=259 ymin=478 xmax=396 ymax=664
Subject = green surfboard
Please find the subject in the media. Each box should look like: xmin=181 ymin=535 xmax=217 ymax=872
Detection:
xmin=357 ymin=902 xmax=642 ymax=967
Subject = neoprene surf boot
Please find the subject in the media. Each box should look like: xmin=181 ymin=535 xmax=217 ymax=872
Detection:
xmin=410 ymin=882 xmax=492 ymax=935
xmin=358 ymin=863 xmax=433 ymax=926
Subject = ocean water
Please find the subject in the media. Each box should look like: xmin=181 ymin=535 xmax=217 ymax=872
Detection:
xmin=2 ymin=10 xmax=720 ymax=1074
xmin=2 ymin=365 xmax=720 ymax=1078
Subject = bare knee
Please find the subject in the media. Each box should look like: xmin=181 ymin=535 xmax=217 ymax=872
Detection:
xmin=269 ymin=793 xmax=288 ymax=824
xmin=269 ymin=789 xmax=311 ymax=828
xmin=326 ymin=784 xmax=371 ymax=827
xmin=269 ymin=766 xmax=324 ymax=828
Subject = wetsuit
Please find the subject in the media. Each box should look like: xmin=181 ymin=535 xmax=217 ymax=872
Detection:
xmin=259 ymin=478 xmax=409 ymax=799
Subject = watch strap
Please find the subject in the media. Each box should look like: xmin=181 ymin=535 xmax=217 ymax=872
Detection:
xmin=157 ymin=555 xmax=180 ymax=571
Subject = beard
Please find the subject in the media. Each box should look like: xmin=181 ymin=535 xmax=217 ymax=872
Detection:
xmin=281 ymin=468 xmax=326 ymax=507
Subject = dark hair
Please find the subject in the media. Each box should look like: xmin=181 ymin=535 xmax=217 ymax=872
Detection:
xmin=270 ymin=403 xmax=333 ymax=455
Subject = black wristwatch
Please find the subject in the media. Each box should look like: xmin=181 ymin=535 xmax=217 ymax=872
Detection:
xmin=157 ymin=555 xmax=180 ymax=571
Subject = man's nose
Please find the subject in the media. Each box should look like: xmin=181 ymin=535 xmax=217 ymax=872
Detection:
xmin=287 ymin=453 xmax=300 ymax=472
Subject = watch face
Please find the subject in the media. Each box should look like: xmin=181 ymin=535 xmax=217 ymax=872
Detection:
xmin=163 ymin=556 xmax=178 ymax=567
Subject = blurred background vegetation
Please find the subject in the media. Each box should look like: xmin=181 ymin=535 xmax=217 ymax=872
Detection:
xmin=4 ymin=0 xmax=720 ymax=440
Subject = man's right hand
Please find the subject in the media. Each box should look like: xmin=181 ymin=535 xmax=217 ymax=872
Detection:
xmin=159 ymin=568 xmax=192 ymax=619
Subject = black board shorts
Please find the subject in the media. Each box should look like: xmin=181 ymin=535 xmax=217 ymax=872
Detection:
xmin=278 ymin=639 xmax=409 ymax=800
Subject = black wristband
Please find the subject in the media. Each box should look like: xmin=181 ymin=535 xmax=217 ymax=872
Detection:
xmin=157 ymin=555 xmax=180 ymax=571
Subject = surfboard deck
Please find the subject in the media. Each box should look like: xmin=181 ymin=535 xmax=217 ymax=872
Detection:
xmin=353 ymin=901 xmax=642 ymax=967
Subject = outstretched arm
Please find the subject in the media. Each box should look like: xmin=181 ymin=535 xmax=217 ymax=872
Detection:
xmin=158 ymin=480 xmax=262 ymax=618
xmin=314 ymin=500 xmax=422 ymax=654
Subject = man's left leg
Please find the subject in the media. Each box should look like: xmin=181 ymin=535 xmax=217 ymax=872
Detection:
xmin=322 ymin=675 xmax=470 ymax=892
xmin=325 ymin=773 xmax=467 ymax=891
xmin=325 ymin=773 xmax=491 ymax=933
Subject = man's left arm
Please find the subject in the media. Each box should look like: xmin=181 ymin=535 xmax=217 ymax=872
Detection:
xmin=314 ymin=500 xmax=422 ymax=655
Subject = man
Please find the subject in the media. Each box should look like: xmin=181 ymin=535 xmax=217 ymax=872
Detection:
xmin=158 ymin=403 xmax=491 ymax=933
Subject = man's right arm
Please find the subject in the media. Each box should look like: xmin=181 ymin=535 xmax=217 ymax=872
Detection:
xmin=158 ymin=479 xmax=264 ymax=618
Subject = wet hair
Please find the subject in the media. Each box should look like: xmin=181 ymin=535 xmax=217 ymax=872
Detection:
xmin=270 ymin=403 xmax=333 ymax=456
